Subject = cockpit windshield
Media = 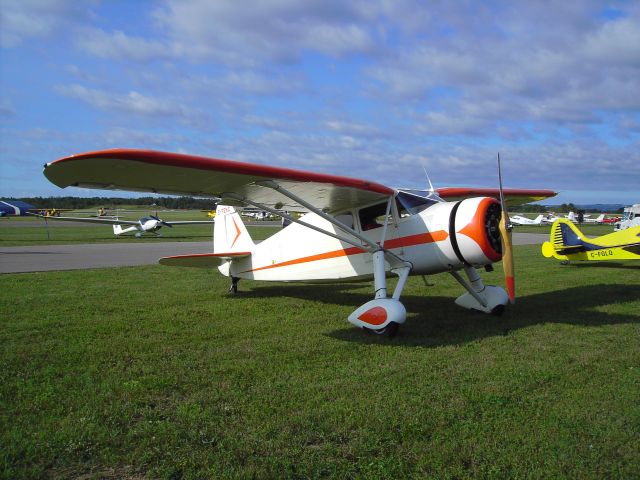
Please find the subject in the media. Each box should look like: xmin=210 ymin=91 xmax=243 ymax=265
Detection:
xmin=140 ymin=217 xmax=151 ymax=223
xmin=396 ymin=190 xmax=438 ymax=217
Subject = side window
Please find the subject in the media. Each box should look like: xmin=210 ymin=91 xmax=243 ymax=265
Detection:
xmin=334 ymin=213 xmax=354 ymax=229
xmin=396 ymin=198 xmax=411 ymax=218
xmin=359 ymin=202 xmax=390 ymax=231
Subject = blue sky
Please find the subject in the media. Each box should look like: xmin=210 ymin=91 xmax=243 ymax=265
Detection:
xmin=1 ymin=0 xmax=639 ymax=205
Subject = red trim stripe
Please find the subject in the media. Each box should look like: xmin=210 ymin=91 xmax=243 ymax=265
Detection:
xmin=243 ymin=230 xmax=448 ymax=273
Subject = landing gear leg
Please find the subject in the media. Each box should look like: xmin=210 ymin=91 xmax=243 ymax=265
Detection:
xmin=348 ymin=251 xmax=411 ymax=337
xmin=451 ymin=265 xmax=508 ymax=315
xmin=228 ymin=276 xmax=240 ymax=295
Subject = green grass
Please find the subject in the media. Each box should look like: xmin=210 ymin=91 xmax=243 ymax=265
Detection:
xmin=1 ymin=245 xmax=639 ymax=479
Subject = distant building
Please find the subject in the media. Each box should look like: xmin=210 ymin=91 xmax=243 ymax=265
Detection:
xmin=0 ymin=200 xmax=37 ymax=216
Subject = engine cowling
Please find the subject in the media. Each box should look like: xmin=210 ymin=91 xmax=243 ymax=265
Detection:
xmin=417 ymin=197 xmax=503 ymax=271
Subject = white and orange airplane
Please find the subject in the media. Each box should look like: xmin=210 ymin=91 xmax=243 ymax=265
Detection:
xmin=43 ymin=149 xmax=555 ymax=336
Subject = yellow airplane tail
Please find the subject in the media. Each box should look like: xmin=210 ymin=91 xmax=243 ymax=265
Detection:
xmin=541 ymin=219 xmax=586 ymax=258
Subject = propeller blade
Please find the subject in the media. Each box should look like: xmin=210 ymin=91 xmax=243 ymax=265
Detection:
xmin=497 ymin=153 xmax=515 ymax=304
xmin=162 ymin=221 xmax=173 ymax=228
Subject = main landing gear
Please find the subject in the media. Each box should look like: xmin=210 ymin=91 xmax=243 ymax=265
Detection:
xmin=451 ymin=265 xmax=508 ymax=315
xmin=347 ymin=250 xmax=412 ymax=338
xmin=228 ymin=276 xmax=240 ymax=295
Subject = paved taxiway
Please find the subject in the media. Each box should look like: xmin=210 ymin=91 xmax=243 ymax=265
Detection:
xmin=0 ymin=233 xmax=547 ymax=274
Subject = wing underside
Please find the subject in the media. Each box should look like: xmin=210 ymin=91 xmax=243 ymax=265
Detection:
xmin=44 ymin=149 xmax=556 ymax=214
xmin=44 ymin=149 xmax=394 ymax=214
xmin=436 ymin=187 xmax=556 ymax=205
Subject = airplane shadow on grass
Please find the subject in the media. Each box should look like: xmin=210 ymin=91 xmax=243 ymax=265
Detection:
xmin=245 ymin=282 xmax=640 ymax=347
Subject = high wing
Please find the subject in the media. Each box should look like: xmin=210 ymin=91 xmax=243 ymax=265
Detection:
xmin=28 ymin=213 xmax=140 ymax=226
xmin=44 ymin=149 xmax=394 ymax=214
xmin=44 ymin=149 xmax=556 ymax=213
xmin=436 ymin=187 xmax=556 ymax=206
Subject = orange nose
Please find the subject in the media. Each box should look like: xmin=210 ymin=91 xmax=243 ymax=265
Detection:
xmin=458 ymin=197 xmax=502 ymax=262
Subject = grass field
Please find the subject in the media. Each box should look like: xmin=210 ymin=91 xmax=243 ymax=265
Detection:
xmin=1 ymin=243 xmax=638 ymax=479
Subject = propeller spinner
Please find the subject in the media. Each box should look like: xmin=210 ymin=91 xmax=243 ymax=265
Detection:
xmin=150 ymin=214 xmax=173 ymax=228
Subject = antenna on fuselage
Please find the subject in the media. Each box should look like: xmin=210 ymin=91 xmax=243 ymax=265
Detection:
xmin=422 ymin=165 xmax=441 ymax=201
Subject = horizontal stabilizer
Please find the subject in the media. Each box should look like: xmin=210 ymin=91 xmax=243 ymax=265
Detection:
xmin=159 ymin=252 xmax=250 ymax=268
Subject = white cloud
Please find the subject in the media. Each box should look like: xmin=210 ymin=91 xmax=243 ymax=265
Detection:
xmin=54 ymin=84 xmax=199 ymax=120
xmin=152 ymin=0 xmax=377 ymax=65
xmin=77 ymin=27 xmax=173 ymax=62
xmin=367 ymin=5 xmax=640 ymax=135
xmin=181 ymin=71 xmax=304 ymax=97
xmin=1 ymin=0 xmax=96 ymax=47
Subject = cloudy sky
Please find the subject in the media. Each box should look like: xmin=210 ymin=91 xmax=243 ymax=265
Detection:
xmin=1 ymin=0 xmax=639 ymax=204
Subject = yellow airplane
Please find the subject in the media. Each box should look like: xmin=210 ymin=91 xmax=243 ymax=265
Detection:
xmin=541 ymin=219 xmax=640 ymax=262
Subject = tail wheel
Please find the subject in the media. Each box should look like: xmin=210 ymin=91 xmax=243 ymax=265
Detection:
xmin=366 ymin=322 xmax=399 ymax=338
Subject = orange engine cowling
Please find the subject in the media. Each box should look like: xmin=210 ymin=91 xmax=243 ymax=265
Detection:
xmin=418 ymin=197 xmax=503 ymax=270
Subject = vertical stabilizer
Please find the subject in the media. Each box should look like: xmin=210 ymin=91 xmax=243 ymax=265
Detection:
xmin=550 ymin=219 xmax=585 ymax=249
xmin=213 ymin=205 xmax=255 ymax=253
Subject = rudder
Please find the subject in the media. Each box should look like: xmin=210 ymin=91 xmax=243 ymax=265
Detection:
xmin=552 ymin=219 xmax=586 ymax=248
xmin=213 ymin=205 xmax=255 ymax=253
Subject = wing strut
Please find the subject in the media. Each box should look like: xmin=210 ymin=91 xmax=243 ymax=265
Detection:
xmin=222 ymin=191 xmax=378 ymax=252
xmin=223 ymin=181 xmax=412 ymax=336
xmin=255 ymin=180 xmax=385 ymax=250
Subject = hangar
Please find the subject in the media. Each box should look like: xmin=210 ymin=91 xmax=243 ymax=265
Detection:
xmin=0 ymin=199 xmax=37 ymax=216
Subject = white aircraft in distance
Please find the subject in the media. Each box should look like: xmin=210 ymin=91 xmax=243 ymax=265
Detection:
xmin=583 ymin=214 xmax=605 ymax=224
xmin=541 ymin=213 xmax=560 ymax=224
xmin=30 ymin=212 xmax=214 ymax=237
xmin=510 ymin=214 xmax=544 ymax=226
xmin=42 ymin=149 xmax=556 ymax=336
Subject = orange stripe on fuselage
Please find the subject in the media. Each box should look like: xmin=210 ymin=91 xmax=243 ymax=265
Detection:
xmin=243 ymin=230 xmax=448 ymax=273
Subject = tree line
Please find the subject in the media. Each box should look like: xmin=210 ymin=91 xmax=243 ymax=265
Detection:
xmin=12 ymin=197 xmax=624 ymax=214
xmin=15 ymin=196 xmax=218 ymax=210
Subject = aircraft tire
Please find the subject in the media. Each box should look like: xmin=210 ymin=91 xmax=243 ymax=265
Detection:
xmin=366 ymin=321 xmax=399 ymax=338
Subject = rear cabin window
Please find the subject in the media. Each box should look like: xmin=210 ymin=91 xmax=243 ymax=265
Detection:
xmin=359 ymin=202 xmax=390 ymax=231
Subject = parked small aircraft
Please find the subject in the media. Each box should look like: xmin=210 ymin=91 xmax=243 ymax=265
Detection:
xmin=42 ymin=149 xmax=556 ymax=336
xmin=615 ymin=204 xmax=640 ymax=231
xmin=541 ymin=213 xmax=560 ymax=224
xmin=582 ymin=214 xmax=605 ymax=224
xmin=510 ymin=214 xmax=544 ymax=226
xmin=541 ymin=219 xmax=640 ymax=263
xmin=30 ymin=212 xmax=213 ymax=237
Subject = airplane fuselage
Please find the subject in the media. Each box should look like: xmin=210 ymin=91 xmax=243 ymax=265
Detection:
xmin=220 ymin=197 xmax=501 ymax=282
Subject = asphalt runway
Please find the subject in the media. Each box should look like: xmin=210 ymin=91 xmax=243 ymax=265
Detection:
xmin=0 ymin=233 xmax=547 ymax=274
